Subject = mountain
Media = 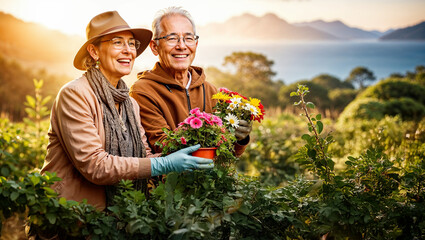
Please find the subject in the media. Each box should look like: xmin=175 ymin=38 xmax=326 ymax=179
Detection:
xmin=294 ymin=20 xmax=381 ymax=39
xmin=380 ymin=21 xmax=425 ymax=40
xmin=0 ymin=11 xmax=83 ymax=76
xmin=197 ymin=13 xmax=338 ymax=43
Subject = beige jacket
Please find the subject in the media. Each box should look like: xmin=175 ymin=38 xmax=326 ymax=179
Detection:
xmin=41 ymin=75 xmax=155 ymax=210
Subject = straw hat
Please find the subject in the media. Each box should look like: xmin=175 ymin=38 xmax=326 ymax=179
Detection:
xmin=73 ymin=11 xmax=152 ymax=70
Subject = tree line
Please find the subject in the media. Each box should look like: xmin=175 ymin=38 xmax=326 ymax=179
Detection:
xmin=1 ymin=50 xmax=424 ymax=121
xmin=207 ymin=51 xmax=425 ymax=119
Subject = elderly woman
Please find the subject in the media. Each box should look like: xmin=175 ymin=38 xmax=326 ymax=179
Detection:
xmin=40 ymin=11 xmax=213 ymax=211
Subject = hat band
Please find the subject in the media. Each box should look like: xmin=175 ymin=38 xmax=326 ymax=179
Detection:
xmin=98 ymin=25 xmax=130 ymax=36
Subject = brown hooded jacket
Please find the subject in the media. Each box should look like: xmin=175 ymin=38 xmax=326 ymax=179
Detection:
xmin=130 ymin=62 xmax=247 ymax=156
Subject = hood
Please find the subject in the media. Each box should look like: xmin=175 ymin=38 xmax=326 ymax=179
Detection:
xmin=137 ymin=62 xmax=206 ymax=90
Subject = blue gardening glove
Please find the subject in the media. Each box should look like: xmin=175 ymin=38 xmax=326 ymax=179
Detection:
xmin=150 ymin=144 xmax=214 ymax=176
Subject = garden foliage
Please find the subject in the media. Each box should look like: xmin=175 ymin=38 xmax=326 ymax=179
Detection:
xmin=1 ymin=84 xmax=425 ymax=239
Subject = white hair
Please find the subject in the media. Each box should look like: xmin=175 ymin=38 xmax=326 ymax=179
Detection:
xmin=152 ymin=6 xmax=196 ymax=41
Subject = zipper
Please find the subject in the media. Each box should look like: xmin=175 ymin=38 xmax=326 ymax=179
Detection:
xmin=185 ymin=89 xmax=191 ymax=111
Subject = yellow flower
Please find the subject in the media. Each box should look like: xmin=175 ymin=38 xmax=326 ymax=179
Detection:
xmin=212 ymin=92 xmax=231 ymax=101
xmin=255 ymin=106 xmax=263 ymax=116
xmin=249 ymin=97 xmax=261 ymax=107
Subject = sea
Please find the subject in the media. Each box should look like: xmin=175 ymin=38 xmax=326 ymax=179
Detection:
xmin=134 ymin=40 xmax=425 ymax=85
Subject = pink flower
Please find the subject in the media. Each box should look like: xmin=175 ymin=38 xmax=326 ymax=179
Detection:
xmin=220 ymin=127 xmax=226 ymax=133
xmin=184 ymin=116 xmax=194 ymax=124
xmin=201 ymin=112 xmax=212 ymax=119
xmin=203 ymin=117 xmax=213 ymax=126
xmin=217 ymin=140 xmax=223 ymax=146
xmin=180 ymin=137 xmax=187 ymax=145
xmin=190 ymin=107 xmax=201 ymax=116
xmin=190 ymin=117 xmax=203 ymax=129
xmin=212 ymin=115 xmax=223 ymax=126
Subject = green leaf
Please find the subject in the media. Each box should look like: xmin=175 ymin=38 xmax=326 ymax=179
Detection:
xmin=1 ymin=167 xmax=10 ymax=177
xmin=238 ymin=204 xmax=250 ymax=215
xmin=316 ymin=114 xmax=322 ymax=120
xmin=306 ymin=102 xmax=315 ymax=109
xmin=41 ymin=96 xmax=52 ymax=106
xmin=317 ymin=121 xmax=323 ymax=134
xmin=349 ymin=216 xmax=355 ymax=224
xmin=30 ymin=175 xmax=40 ymax=185
xmin=59 ymin=197 xmax=67 ymax=206
xmin=188 ymin=205 xmax=196 ymax=214
xmin=25 ymin=95 xmax=36 ymax=108
xmin=301 ymin=134 xmax=311 ymax=141
xmin=34 ymin=79 xmax=44 ymax=89
xmin=290 ymin=92 xmax=298 ymax=97
xmin=364 ymin=215 xmax=371 ymax=223
xmin=46 ymin=213 xmax=57 ymax=224
xmin=43 ymin=187 xmax=57 ymax=197
xmin=10 ymin=191 xmax=19 ymax=201
xmin=307 ymin=149 xmax=316 ymax=159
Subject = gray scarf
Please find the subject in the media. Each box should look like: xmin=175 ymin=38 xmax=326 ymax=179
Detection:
xmin=86 ymin=67 xmax=146 ymax=206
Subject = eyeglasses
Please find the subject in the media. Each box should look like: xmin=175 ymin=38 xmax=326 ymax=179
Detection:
xmin=154 ymin=33 xmax=199 ymax=47
xmin=100 ymin=37 xmax=141 ymax=50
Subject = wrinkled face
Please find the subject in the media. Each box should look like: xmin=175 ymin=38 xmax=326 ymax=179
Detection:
xmin=150 ymin=15 xmax=198 ymax=77
xmin=89 ymin=31 xmax=137 ymax=83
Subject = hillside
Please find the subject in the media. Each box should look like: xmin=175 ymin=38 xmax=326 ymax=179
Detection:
xmin=294 ymin=20 xmax=381 ymax=40
xmin=380 ymin=21 xmax=425 ymax=40
xmin=197 ymin=13 xmax=338 ymax=43
xmin=0 ymin=11 xmax=83 ymax=76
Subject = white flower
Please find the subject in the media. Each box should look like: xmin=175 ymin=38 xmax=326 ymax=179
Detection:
xmin=227 ymin=103 xmax=237 ymax=110
xmin=230 ymin=97 xmax=242 ymax=105
xmin=244 ymin=103 xmax=259 ymax=116
xmin=224 ymin=113 xmax=240 ymax=128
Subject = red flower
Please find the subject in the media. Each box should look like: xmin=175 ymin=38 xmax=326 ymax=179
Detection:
xmin=218 ymin=87 xmax=230 ymax=93
xmin=221 ymin=135 xmax=227 ymax=142
xmin=180 ymin=137 xmax=187 ymax=145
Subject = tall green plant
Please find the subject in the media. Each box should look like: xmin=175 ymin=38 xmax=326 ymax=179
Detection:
xmin=23 ymin=79 xmax=51 ymax=140
xmin=291 ymin=84 xmax=334 ymax=183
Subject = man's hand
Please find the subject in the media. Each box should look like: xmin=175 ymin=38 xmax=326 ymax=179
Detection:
xmin=235 ymin=120 xmax=252 ymax=142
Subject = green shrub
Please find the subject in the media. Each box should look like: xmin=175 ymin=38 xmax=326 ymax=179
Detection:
xmin=384 ymin=97 xmax=425 ymax=121
xmin=338 ymin=97 xmax=385 ymax=123
xmin=238 ymin=114 xmax=305 ymax=185
xmin=359 ymin=78 xmax=425 ymax=105
xmin=1 ymin=84 xmax=425 ymax=239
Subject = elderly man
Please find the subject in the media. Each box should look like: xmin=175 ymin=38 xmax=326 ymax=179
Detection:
xmin=130 ymin=6 xmax=251 ymax=155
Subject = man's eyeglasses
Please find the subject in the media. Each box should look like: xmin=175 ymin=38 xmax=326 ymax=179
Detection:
xmin=100 ymin=37 xmax=141 ymax=50
xmin=154 ymin=34 xmax=199 ymax=47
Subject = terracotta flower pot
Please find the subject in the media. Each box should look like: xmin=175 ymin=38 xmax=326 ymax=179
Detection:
xmin=191 ymin=147 xmax=217 ymax=159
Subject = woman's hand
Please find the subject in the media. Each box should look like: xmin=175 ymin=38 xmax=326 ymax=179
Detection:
xmin=150 ymin=144 xmax=214 ymax=176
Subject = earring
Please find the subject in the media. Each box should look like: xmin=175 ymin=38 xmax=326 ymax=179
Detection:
xmin=95 ymin=59 xmax=100 ymax=69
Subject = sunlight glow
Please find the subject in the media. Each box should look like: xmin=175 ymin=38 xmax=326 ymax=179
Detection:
xmin=0 ymin=0 xmax=424 ymax=35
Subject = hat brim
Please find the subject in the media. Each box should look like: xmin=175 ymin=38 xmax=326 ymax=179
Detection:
xmin=73 ymin=28 xmax=152 ymax=71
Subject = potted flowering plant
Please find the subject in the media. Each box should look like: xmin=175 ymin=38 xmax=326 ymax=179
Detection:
xmin=212 ymin=88 xmax=265 ymax=130
xmin=157 ymin=108 xmax=237 ymax=166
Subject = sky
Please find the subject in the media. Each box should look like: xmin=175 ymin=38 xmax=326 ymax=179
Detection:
xmin=0 ymin=0 xmax=424 ymax=37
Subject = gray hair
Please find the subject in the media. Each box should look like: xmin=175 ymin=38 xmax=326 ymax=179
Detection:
xmin=152 ymin=6 xmax=196 ymax=41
